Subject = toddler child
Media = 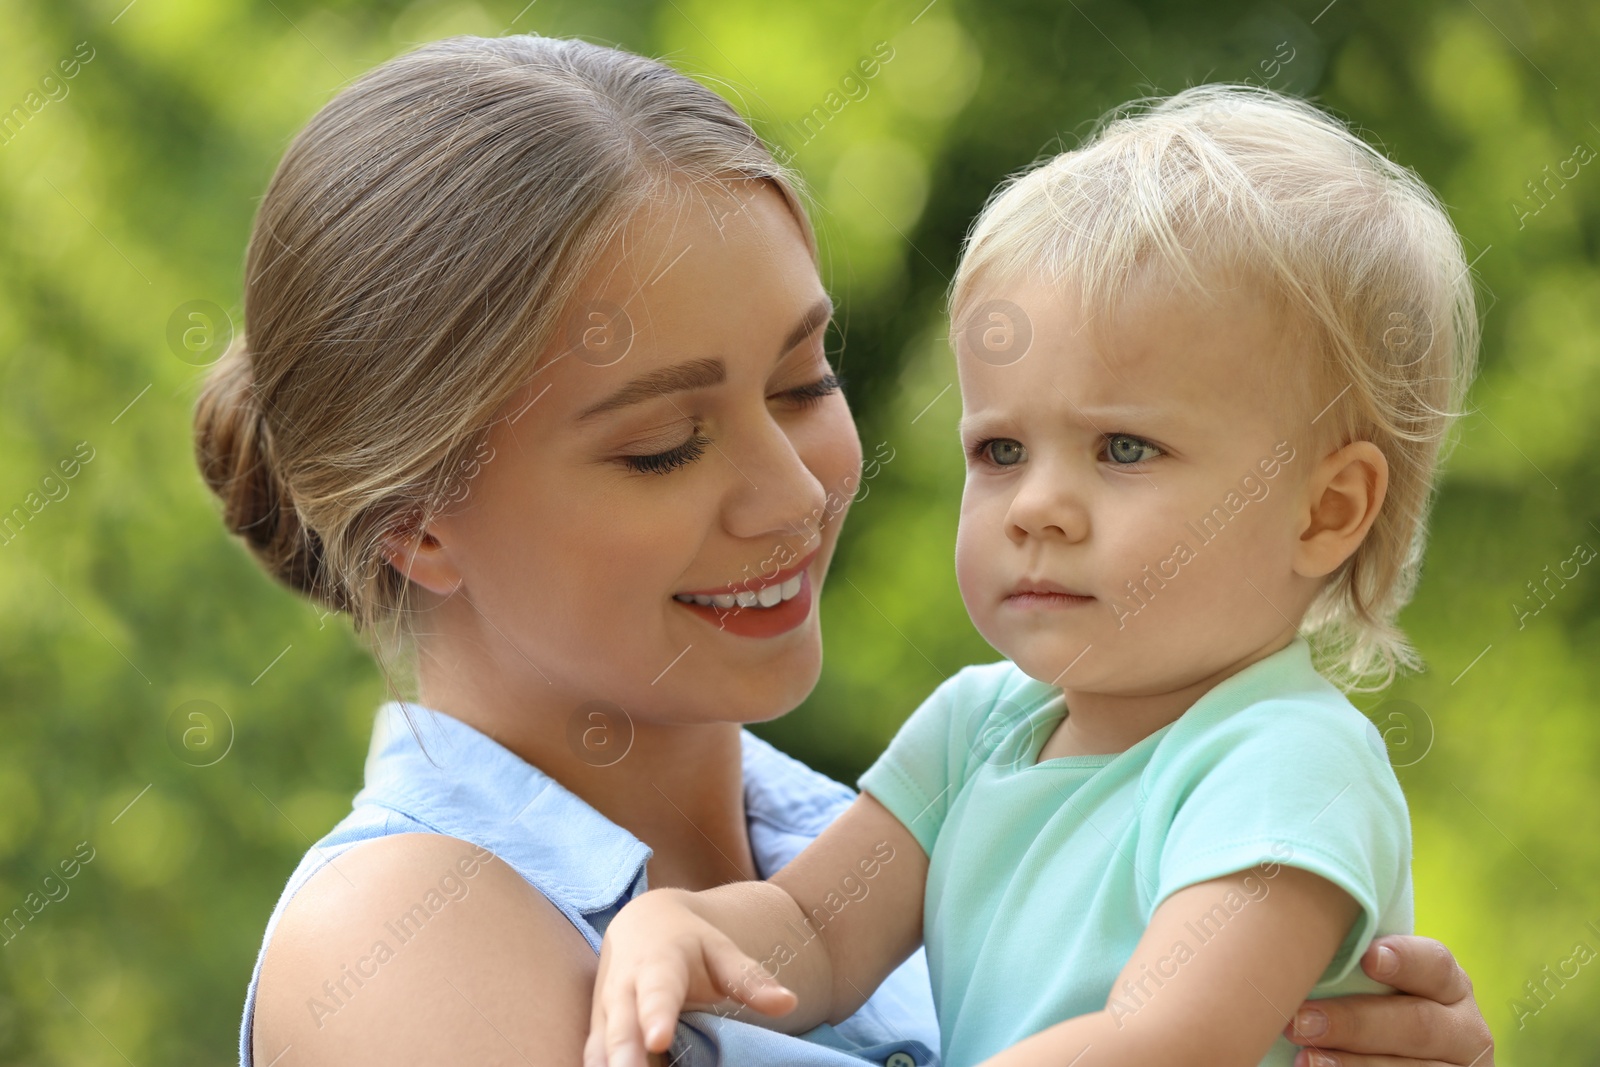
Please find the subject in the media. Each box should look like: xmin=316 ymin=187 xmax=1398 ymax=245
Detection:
xmin=585 ymin=83 xmax=1478 ymax=1067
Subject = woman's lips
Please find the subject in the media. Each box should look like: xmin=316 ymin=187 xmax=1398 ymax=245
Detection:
xmin=675 ymin=548 xmax=818 ymax=598
xmin=673 ymin=569 xmax=814 ymax=637
xmin=670 ymin=549 xmax=819 ymax=638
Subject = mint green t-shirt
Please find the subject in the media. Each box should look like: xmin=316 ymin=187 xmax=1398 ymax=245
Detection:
xmin=857 ymin=638 xmax=1412 ymax=1067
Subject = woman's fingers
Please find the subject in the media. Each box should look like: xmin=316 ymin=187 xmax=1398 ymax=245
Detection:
xmin=1362 ymin=936 xmax=1474 ymax=1006
xmin=700 ymin=937 xmax=797 ymax=1018
xmin=1293 ymin=1052 xmax=1457 ymax=1067
xmin=1282 ymin=940 xmax=1494 ymax=1065
xmin=1284 ymin=993 xmax=1485 ymax=1063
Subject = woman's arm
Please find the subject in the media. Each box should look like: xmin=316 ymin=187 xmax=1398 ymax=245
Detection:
xmin=253 ymin=832 xmax=600 ymax=1067
xmin=977 ymin=866 xmax=1361 ymax=1067
xmin=1283 ymin=936 xmax=1495 ymax=1067
xmin=588 ymin=792 xmax=928 ymax=1066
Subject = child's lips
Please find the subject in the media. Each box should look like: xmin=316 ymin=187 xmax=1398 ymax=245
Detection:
xmin=1006 ymin=579 xmax=1095 ymax=606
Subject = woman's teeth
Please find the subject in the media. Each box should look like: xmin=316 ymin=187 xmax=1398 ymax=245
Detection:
xmin=674 ymin=574 xmax=802 ymax=610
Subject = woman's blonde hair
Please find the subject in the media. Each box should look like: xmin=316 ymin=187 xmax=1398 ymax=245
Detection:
xmin=951 ymin=84 xmax=1480 ymax=689
xmin=194 ymin=36 xmax=809 ymax=648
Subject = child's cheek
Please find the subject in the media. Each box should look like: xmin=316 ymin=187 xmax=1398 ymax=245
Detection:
xmin=954 ymin=518 xmax=999 ymax=631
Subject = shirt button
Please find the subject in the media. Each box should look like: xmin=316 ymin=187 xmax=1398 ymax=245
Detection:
xmin=885 ymin=1054 xmax=916 ymax=1067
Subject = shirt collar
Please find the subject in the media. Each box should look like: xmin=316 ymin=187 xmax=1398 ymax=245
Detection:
xmin=358 ymin=703 xmax=855 ymax=914
xmin=358 ymin=702 xmax=650 ymax=914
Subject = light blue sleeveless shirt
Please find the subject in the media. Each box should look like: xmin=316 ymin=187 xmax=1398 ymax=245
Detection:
xmin=240 ymin=701 xmax=940 ymax=1067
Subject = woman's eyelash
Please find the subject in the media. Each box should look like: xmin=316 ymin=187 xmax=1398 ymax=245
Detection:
xmin=780 ymin=373 xmax=843 ymax=405
xmin=620 ymin=377 xmax=839 ymax=476
xmin=623 ymin=432 xmax=710 ymax=475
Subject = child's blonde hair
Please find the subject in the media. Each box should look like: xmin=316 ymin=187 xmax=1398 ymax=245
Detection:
xmin=950 ymin=84 xmax=1479 ymax=689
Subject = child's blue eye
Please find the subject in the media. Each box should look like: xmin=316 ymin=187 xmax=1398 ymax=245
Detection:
xmin=985 ymin=439 xmax=1026 ymax=466
xmin=1104 ymin=434 xmax=1161 ymax=465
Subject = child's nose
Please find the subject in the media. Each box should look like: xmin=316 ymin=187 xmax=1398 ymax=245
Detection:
xmin=1005 ymin=470 xmax=1089 ymax=545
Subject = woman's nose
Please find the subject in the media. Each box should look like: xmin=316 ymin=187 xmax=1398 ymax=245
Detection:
xmin=721 ymin=418 xmax=837 ymax=547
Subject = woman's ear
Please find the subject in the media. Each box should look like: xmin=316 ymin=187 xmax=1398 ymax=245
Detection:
xmin=381 ymin=520 xmax=465 ymax=597
xmin=1293 ymin=440 xmax=1389 ymax=579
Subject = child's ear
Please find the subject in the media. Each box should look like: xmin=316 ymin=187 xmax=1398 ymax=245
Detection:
xmin=381 ymin=520 xmax=465 ymax=597
xmin=1293 ymin=441 xmax=1389 ymax=579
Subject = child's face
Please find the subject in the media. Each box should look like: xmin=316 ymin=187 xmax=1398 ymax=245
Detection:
xmin=954 ymin=271 xmax=1325 ymax=697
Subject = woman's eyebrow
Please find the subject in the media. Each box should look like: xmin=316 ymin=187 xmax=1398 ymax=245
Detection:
xmin=779 ymin=295 xmax=834 ymax=360
xmin=577 ymin=357 xmax=725 ymax=420
xmin=576 ymin=298 xmax=834 ymax=420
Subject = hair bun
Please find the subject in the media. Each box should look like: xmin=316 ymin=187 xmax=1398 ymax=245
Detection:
xmin=193 ymin=338 xmax=348 ymax=612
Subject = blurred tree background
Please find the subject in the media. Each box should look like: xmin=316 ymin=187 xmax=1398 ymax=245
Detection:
xmin=0 ymin=0 xmax=1595 ymax=1062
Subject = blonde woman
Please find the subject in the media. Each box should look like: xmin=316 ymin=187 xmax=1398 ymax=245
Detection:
xmin=197 ymin=35 xmax=1494 ymax=1067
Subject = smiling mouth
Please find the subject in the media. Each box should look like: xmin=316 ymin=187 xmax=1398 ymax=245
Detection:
xmin=672 ymin=549 xmax=818 ymax=611
xmin=670 ymin=551 xmax=819 ymax=639
xmin=673 ymin=574 xmax=804 ymax=611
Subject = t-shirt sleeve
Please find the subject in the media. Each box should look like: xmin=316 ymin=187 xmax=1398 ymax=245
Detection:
xmin=1147 ymin=699 xmax=1412 ymax=986
xmin=857 ymin=662 xmax=1032 ymax=858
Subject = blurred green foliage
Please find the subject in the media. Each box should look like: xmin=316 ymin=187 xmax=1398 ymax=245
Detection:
xmin=0 ymin=0 xmax=1594 ymax=1062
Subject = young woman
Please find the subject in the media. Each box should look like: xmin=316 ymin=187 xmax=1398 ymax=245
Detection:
xmin=195 ymin=34 xmax=1495 ymax=1067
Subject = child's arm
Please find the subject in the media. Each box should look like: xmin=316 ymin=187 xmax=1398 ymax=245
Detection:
xmin=978 ymin=865 xmax=1361 ymax=1067
xmin=585 ymin=791 xmax=927 ymax=1067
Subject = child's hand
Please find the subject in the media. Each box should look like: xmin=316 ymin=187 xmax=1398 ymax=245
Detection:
xmin=584 ymin=888 xmax=799 ymax=1067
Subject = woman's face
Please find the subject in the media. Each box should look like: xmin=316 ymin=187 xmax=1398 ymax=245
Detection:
xmin=416 ymin=181 xmax=862 ymax=728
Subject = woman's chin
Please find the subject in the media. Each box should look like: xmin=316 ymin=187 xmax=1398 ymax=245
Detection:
xmin=707 ymin=647 xmax=824 ymax=726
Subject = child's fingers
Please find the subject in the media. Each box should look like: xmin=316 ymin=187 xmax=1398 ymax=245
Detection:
xmin=586 ymin=963 xmax=611 ymax=1067
xmin=701 ymin=938 xmax=798 ymax=1018
xmin=582 ymin=1018 xmax=609 ymax=1067
xmin=632 ymin=960 xmax=690 ymax=1053
xmin=588 ymin=948 xmax=630 ymax=1067
xmin=602 ymin=987 xmax=653 ymax=1067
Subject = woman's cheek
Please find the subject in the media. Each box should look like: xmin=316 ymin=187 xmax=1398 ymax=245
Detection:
xmin=809 ymin=402 xmax=864 ymax=532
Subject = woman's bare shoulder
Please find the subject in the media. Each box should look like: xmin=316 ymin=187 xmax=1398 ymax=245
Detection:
xmin=252 ymin=832 xmax=596 ymax=1067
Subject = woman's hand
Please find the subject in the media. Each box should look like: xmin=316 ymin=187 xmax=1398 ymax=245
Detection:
xmin=1283 ymin=935 xmax=1494 ymax=1066
xmin=585 ymin=888 xmax=797 ymax=1067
